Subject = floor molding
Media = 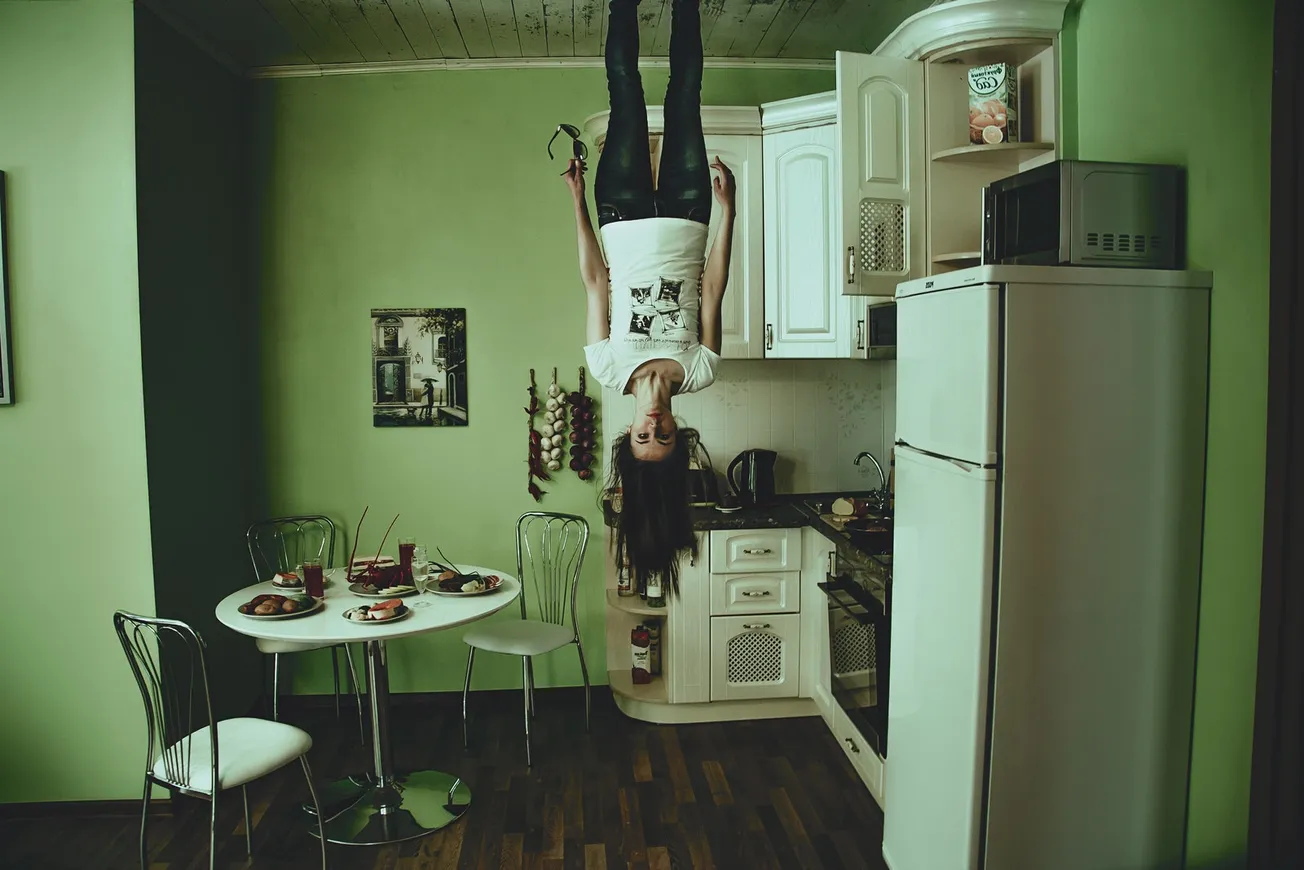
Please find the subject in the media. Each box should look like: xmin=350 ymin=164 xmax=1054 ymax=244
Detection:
xmin=0 ymin=799 xmax=172 ymax=820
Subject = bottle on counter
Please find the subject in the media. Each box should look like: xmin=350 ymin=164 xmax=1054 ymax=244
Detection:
xmin=631 ymin=624 xmax=651 ymax=685
xmin=647 ymin=620 xmax=662 ymax=676
xmin=646 ymin=572 xmax=666 ymax=608
xmin=617 ymin=558 xmax=634 ymax=597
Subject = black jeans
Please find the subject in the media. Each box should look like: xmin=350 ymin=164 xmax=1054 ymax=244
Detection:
xmin=595 ymin=0 xmax=711 ymax=227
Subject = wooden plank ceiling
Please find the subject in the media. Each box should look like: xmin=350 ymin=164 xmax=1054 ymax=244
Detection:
xmin=141 ymin=0 xmax=937 ymax=71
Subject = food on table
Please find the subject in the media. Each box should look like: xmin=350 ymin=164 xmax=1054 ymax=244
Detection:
xmin=239 ymin=593 xmax=315 ymax=616
xmin=273 ymin=572 xmax=303 ymax=587
xmin=436 ymin=573 xmax=500 ymax=594
xmin=354 ymin=582 xmax=416 ymax=595
xmin=343 ymin=600 xmax=408 ymax=622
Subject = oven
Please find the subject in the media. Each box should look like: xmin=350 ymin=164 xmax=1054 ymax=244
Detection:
xmin=820 ymin=550 xmax=891 ymax=758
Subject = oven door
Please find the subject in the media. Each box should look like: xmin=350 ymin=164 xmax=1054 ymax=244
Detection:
xmin=820 ymin=575 xmax=891 ymax=757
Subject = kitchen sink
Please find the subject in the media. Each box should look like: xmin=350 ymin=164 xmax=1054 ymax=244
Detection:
xmin=800 ymin=493 xmax=894 ymax=559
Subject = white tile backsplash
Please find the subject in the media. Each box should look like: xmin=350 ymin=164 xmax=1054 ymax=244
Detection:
xmin=601 ymin=359 xmax=896 ymax=494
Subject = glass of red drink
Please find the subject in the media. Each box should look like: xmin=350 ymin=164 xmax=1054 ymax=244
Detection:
xmin=302 ymin=559 xmax=325 ymax=598
xmin=398 ymin=537 xmax=416 ymax=583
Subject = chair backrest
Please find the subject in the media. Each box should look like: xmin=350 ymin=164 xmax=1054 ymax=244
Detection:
xmin=246 ymin=515 xmax=337 ymax=581
xmin=515 ymin=512 xmax=590 ymax=631
xmin=113 ymin=611 xmax=216 ymax=792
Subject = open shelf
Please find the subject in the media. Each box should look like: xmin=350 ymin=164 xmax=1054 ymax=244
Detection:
xmin=929 ymin=38 xmax=1056 ymax=68
xmin=608 ymin=668 xmax=668 ymax=703
xmin=932 ymin=251 xmax=982 ymax=268
xmin=606 ymin=589 xmax=668 ymax=617
xmin=932 ymin=141 xmax=1055 ymax=164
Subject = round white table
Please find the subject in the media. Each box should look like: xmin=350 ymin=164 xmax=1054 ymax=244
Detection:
xmin=215 ymin=566 xmax=520 ymax=846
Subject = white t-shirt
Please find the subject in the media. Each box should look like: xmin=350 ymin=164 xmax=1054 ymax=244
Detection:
xmin=584 ymin=218 xmax=721 ymax=394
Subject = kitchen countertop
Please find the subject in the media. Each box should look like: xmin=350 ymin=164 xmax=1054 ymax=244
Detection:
xmin=604 ymin=492 xmax=892 ymax=575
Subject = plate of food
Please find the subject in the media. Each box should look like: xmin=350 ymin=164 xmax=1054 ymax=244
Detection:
xmin=342 ymin=599 xmax=411 ymax=624
xmin=270 ymin=571 xmax=333 ymax=590
xmin=238 ymin=593 xmax=322 ymax=619
xmin=348 ymin=581 xmax=419 ymax=597
xmin=428 ymin=571 xmax=504 ymax=596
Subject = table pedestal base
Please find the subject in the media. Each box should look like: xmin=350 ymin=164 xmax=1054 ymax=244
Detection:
xmin=312 ymin=770 xmax=471 ymax=845
xmin=305 ymin=774 xmax=371 ymax=819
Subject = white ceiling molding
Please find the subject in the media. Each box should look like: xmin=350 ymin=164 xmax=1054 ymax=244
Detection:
xmin=875 ymin=0 xmax=1068 ymax=60
xmin=248 ymin=56 xmax=834 ymax=81
xmin=759 ymin=92 xmax=838 ymax=133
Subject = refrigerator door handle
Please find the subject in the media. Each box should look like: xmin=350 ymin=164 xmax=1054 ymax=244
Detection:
xmin=895 ymin=441 xmax=994 ymax=475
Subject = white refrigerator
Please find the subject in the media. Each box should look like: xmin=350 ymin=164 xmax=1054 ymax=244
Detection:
xmin=882 ymin=265 xmax=1211 ymax=870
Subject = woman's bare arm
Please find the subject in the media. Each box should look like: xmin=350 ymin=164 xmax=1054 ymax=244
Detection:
xmin=700 ymin=157 xmax=736 ymax=354
xmin=565 ymin=159 xmax=610 ymax=343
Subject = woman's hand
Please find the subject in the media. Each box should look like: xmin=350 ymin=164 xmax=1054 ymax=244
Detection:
xmin=564 ymin=158 xmax=587 ymax=200
xmin=711 ymin=156 xmax=735 ymax=211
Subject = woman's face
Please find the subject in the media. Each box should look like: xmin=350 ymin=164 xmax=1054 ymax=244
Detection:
xmin=629 ymin=410 xmax=678 ymax=461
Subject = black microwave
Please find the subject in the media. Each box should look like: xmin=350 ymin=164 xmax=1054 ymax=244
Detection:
xmin=981 ymin=159 xmax=1185 ymax=269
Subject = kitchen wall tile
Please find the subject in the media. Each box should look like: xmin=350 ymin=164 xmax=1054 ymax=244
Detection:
xmin=601 ymin=358 xmax=893 ymax=496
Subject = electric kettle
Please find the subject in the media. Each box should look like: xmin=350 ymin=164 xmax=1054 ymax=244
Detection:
xmin=727 ymin=449 xmax=778 ymax=507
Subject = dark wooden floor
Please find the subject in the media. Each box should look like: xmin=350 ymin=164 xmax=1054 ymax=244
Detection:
xmin=0 ymin=690 xmax=886 ymax=869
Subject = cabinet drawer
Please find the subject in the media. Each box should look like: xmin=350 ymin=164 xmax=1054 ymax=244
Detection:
xmin=710 ymin=571 xmax=800 ymax=616
xmin=710 ymin=613 xmax=800 ymax=701
xmin=709 ymin=528 xmax=802 ymax=573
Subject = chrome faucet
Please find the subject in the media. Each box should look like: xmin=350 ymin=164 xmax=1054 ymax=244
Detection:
xmin=854 ymin=451 xmax=890 ymax=507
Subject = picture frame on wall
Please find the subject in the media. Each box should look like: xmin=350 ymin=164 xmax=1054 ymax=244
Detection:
xmin=1 ymin=171 xmax=12 ymax=406
xmin=371 ymin=308 xmax=468 ymax=427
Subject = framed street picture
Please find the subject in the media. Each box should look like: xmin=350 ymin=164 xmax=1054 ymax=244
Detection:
xmin=370 ymin=308 xmax=468 ymax=427
xmin=1 ymin=171 xmax=12 ymax=406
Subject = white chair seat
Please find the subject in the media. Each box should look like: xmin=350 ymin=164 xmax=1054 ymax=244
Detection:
xmin=463 ymin=620 xmax=574 ymax=656
xmin=256 ymin=637 xmax=333 ymax=655
xmin=152 ymin=717 xmax=312 ymax=793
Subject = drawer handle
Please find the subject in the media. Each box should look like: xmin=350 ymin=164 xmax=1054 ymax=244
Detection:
xmin=742 ymin=548 xmax=773 ymax=555
xmin=742 ymin=623 xmax=771 ymax=631
xmin=742 ymin=590 xmax=772 ymax=597
xmin=845 ymin=737 xmax=860 ymax=754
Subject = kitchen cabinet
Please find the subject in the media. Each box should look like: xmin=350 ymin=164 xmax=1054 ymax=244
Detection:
xmin=871 ymin=0 xmax=1069 ymax=275
xmin=704 ymin=134 xmax=764 ymax=359
xmin=710 ymin=613 xmax=801 ymax=701
xmin=761 ymin=121 xmax=849 ymax=359
xmin=835 ymin=51 xmax=926 ymax=298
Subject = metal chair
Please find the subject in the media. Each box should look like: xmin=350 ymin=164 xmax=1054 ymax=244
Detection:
xmin=247 ymin=516 xmax=364 ymax=743
xmin=461 ymin=512 xmax=591 ymax=766
xmin=113 ymin=611 xmax=326 ymax=870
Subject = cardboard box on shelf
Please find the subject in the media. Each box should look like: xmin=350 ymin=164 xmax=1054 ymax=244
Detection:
xmin=968 ymin=63 xmax=1019 ymax=144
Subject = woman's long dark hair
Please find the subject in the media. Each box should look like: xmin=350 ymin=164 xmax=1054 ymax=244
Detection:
xmin=608 ymin=426 xmax=703 ymax=594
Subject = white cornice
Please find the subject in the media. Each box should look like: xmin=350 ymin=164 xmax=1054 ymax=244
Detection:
xmin=249 ymin=56 xmax=834 ymax=80
xmin=875 ymin=0 xmax=1068 ymax=60
xmin=760 ymin=91 xmax=837 ymax=132
xmin=582 ymin=105 xmax=763 ymax=142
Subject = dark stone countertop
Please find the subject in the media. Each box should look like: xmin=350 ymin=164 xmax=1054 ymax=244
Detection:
xmin=604 ymin=491 xmax=892 ymax=573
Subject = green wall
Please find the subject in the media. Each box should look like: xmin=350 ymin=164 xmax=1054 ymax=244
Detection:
xmin=249 ymin=66 xmax=832 ymax=694
xmin=1065 ymin=1 xmax=1273 ymax=865
xmin=0 ymin=0 xmax=157 ymax=802
xmin=134 ymin=7 xmax=264 ymax=719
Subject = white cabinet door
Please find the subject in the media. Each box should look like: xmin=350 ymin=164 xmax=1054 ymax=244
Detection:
xmin=836 ymin=51 xmax=925 ymax=297
xmin=701 ymin=134 xmax=764 ymax=360
xmin=710 ymin=613 xmax=801 ymax=700
xmin=762 ymin=124 xmax=850 ymax=358
xmin=667 ymin=534 xmax=710 ymax=704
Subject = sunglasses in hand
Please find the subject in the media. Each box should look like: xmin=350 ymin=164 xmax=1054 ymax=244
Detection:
xmin=548 ymin=123 xmax=588 ymax=174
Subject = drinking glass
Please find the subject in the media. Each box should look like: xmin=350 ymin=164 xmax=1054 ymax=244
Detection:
xmin=398 ymin=537 xmax=416 ymax=583
xmin=302 ymin=558 xmax=324 ymax=598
